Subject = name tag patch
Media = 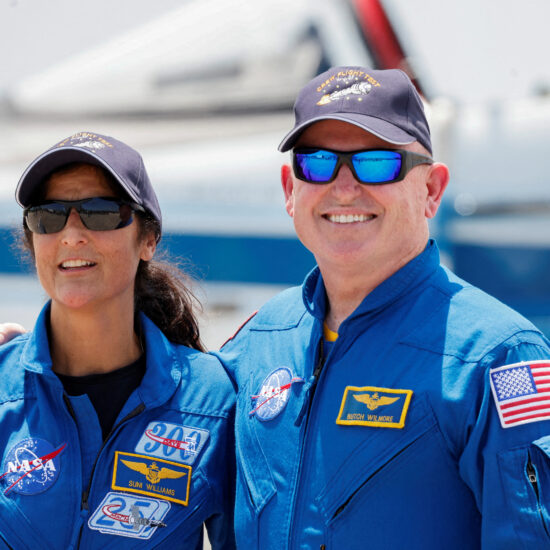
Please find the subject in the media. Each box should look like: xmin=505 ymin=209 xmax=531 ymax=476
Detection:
xmin=336 ymin=386 xmax=413 ymax=428
xmin=134 ymin=422 xmax=209 ymax=466
xmin=112 ymin=451 xmax=191 ymax=506
xmin=88 ymin=491 xmax=170 ymax=539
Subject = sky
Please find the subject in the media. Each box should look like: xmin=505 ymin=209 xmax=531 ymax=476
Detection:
xmin=0 ymin=0 xmax=548 ymax=104
xmin=385 ymin=0 xmax=550 ymax=102
xmin=0 ymin=0 xmax=182 ymax=90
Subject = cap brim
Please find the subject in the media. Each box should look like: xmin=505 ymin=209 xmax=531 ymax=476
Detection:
xmin=16 ymin=147 xmax=137 ymax=207
xmin=278 ymin=114 xmax=417 ymax=152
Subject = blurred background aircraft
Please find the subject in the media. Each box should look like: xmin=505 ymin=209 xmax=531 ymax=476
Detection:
xmin=1 ymin=0 xmax=550 ymax=343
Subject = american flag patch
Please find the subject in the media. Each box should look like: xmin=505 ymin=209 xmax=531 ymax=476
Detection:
xmin=490 ymin=360 xmax=550 ymax=428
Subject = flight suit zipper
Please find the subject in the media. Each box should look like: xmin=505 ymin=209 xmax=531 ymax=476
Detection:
xmin=295 ymin=339 xmax=325 ymax=427
xmin=0 ymin=535 xmax=14 ymax=550
xmin=527 ymin=454 xmax=550 ymax=538
xmin=75 ymin=403 xmax=146 ymax=547
xmin=289 ymin=335 xmax=327 ymax=549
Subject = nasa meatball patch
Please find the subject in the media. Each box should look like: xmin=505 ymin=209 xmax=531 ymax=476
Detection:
xmin=249 ymin=367 xmax=304 ymax=421
xmin=336 ymin=386 xmax=413 ymax=428
xmin=1 ymin=438 xmax=66 ymax=495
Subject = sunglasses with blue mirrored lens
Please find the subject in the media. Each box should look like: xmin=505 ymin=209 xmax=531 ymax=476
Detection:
xmin=292 ymin=148 xmax=433 ymax=185
xmin=24 ymin=197 xmax=145 ymax=234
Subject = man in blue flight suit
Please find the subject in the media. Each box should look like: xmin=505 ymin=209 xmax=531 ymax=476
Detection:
xmin=3 ymin=67 xmax=550 ymax=549
xmin=217 ymin=66 xmax=550 ymax=549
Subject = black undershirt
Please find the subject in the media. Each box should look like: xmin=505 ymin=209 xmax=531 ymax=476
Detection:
xmin=56 ymin=355 xmax=146 ymax=440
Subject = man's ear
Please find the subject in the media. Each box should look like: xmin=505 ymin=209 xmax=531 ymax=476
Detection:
xmin=281 ymin=164 xmax=295 ymax=217
xmin=425 ymin=162 xmax=449 ymax=219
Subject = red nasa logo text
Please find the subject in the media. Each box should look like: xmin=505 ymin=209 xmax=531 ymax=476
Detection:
xmin=144 ymin=429 xmax=189 ymax=451
xmin=1 ymin=438 xmax=66 ymax=495
xmin=135 ymin=422 xmax=210 ymax=466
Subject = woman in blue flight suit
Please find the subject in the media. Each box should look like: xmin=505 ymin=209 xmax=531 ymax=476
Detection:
xmin=0 ymin=132 xmax=235 ymax=549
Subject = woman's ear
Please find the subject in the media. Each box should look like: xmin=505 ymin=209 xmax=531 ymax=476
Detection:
xmin=140 ymin=231 xmax=157 ymax=262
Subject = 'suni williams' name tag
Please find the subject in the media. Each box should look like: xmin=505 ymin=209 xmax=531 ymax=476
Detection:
xmin=112 ymin=451 xmax=192 ymax=506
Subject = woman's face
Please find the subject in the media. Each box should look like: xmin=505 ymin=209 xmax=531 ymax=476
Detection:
xmin=32 ymin=164 xmax=156 ymax=313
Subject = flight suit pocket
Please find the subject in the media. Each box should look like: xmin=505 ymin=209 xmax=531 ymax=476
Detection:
xmin=233 ymin=383 xmax=276 ymax=549
xmin=154 ymin=470 xmax=213 ymax=548
xmin=317 ymin=395 xmax=437 ymax=521
xmin=497 ymin=437 xmax=550 ymax=547
xmin=0 ymin=499 xmax=57 ymax=550
xmin=319 ymin=396 xmax=480 ymax=550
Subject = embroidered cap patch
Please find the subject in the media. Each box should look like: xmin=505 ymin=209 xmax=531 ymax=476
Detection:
xmin=490 ymin=360 xmax=550 ymax=428
xmin=336 ymin=386 xmax=413 ymax=428
xmin=112 ymin=451 xmax=191 ymax=506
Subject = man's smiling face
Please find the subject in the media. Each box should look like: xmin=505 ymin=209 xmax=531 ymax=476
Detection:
xmin=282 ymin=119 xmax=438 ymax=277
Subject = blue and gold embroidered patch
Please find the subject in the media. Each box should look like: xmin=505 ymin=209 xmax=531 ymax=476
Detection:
xmin=336 ymin=386 xmax=413 ymax=428
xmin=112 ymin=451 xmax=191 ymax=506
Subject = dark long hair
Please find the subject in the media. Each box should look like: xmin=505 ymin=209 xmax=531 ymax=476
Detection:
xmin=134 ymin=215 xmax=205 ymax=351
xmin=21 ymin=163 xmax=205 ymax=352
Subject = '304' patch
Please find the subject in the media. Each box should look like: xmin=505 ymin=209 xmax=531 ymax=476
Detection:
xmin=134 ymin=422 xmax=209 ymax=466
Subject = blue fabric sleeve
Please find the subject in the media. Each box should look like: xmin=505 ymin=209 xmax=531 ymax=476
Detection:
xmin=460 ymin=341 xmax=550 ymax=548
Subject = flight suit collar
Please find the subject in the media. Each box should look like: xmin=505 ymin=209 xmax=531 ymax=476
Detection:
xmin=302 ymin=239 xmax=440 ymax=321
xmin=19 ymin=304 xmax=181 ymax=408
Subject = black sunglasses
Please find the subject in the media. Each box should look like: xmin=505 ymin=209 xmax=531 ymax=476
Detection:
xmin=24 ymin=197 xmax=145 ymax=235
xmin=292 ymin=147 xmax=433 ymax=184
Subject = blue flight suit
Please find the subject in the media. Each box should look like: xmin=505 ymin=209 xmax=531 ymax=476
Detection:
xmin=217 ymin=240 xmax=550 ymax=549
xmin=0 ymin=305 xmax=236 ymax=549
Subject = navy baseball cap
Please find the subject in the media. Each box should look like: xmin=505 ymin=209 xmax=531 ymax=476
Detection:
xmin=16 ymin=131 xmax=162 ymax=232
xmin=278 ymin=66 xmax=432 ymax=154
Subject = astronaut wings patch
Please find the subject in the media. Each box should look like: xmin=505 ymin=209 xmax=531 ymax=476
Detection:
xmin=490 ymin=360 xmax=550 ymax=428
xmin=336 ymin=386 xmax=413 ymax=428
